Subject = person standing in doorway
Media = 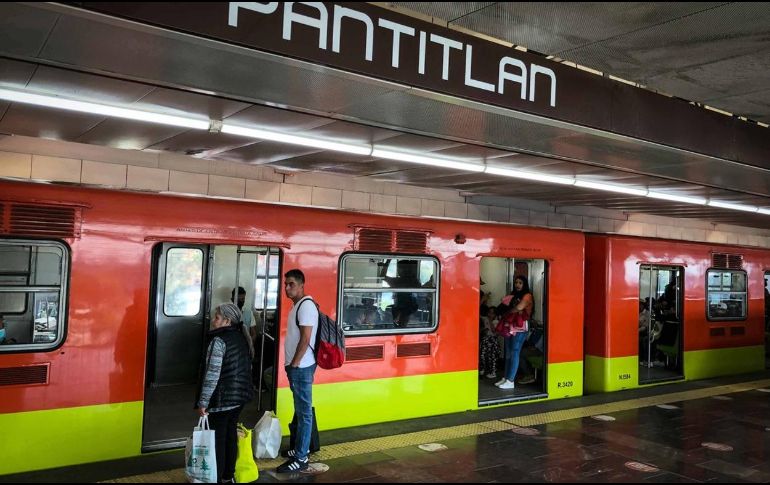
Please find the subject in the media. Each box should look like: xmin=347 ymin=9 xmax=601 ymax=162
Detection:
xmin=231 ymin=286 xmax=256 ymax=360
xmin=495 ymin=276 xmax=534 ymax=390
xmin=277 ymin=269 xmax=318 ymax=473
xmin=195 ymin=303 xmax=253 ymax=483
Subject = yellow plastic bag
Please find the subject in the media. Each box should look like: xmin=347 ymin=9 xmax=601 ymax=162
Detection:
xmin=235 ymin=424 xmax=259 ymax=483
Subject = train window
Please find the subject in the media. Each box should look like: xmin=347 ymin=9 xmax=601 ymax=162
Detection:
xmin=163 ymin=248 xmax=204 ymax=317
xmin=254 ymin=253 xmax=279 ymax=310
xmin=706 ymin=270 xmax=747 ymax=321
xmin=339 ymin=255 xmax=439 ymax=335
xmin=0 ymin=241 xmax=68 ymax=351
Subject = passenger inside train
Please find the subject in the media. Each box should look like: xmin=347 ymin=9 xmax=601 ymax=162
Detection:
xmin=340 ymin=256 xmax=437 ymax=333
xmin=478 ymin=257 xmax=547 ymax=402
xmin=0 ymin=243 xmax=65 ymax=348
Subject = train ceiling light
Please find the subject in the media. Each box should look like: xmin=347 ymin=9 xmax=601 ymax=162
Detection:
xmin=370 ymin=149 xmax=485 ymax=172
xmin=0 ymin=87 xmax=210 ymax=130
xmin=707 ymin=200 xmax=759 ymax=213
xmin=0 ymin=86 xmax=768 ymax=217
xmin=484 ymin=166 xmax=575 ymax=185
xmin=573 ymin=180 xmax=648 ymax=197
xmin=220 ymin=123 xmax=372 ymax=156
xmin=646 ymin=191 xmax=707 ymax=206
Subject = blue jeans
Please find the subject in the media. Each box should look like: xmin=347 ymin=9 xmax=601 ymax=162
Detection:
xmin=285 ymin=364 xmax=316 ymax=461
xmin=504 ymin=332 xmax=528 ymax=381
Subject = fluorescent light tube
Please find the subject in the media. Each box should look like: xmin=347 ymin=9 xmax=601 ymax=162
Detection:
xmin=707 ymin=200 xmax=759 ymax=212
xmin=221 ymin=124 xmax=372 ymax=155
xmin=485 ymin=166 xmax=575 ymax=185
xmin=0 ymin=87 xmax=210 ymax=130
xmin=646 ymin=191 xmax=707 ymax=205
xmin=371 ymin=149 xmax=485 ymax=172
xmin=758 ymin=208 xmax=770 ymax=216
xmin=574 ymin=180 xmax=648 ymax=196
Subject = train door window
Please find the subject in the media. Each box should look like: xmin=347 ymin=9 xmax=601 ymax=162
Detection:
xmin=255 ymin=253 xmax=279 ymax=310
xmin=638 ymin=265 xmax=683 ymax=384
xmin=0 ymin=240 xmax=68 ymax=352
xmin=479 ymin=257 xmax=548 ymax=404
xmin=338 ymin=255 xmax=438 ymax=335
xmin=163 ymin=248 xmax=204 ymax=317
xmin=707 ymin=270 xmax=747 ymax=321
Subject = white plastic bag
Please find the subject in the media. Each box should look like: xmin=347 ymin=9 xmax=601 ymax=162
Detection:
xmin=185 ymin=415 xmax=218 ymax=483
xmin=253 ymin=411 xmax=281 ymax=459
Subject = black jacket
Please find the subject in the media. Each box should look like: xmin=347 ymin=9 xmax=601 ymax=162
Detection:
xmin=196 ymin=325 xmax=254 ymax=409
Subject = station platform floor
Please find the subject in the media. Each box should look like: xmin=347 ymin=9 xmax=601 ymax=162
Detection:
xmin=3 ymin=370 xmax=770 ymax=483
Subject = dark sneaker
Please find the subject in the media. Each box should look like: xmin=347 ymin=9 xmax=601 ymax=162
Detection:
xmin=276 ymin=457 xmax=309 ymax=473
xmin=280 ymin=449 xmax=296 ymax=458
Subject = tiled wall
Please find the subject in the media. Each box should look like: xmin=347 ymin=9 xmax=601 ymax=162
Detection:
xmin=1 ymin=135 xmax=769 ymax=248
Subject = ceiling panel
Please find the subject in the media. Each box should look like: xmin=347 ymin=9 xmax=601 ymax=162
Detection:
xmin=393 ymin=3 xmax=496 ymax=23
xmin=40 ymin=10 xmax=410 ymax=115
xmin=148 ymin=131 xmax=257 ymax=158
xmin=394 ymin=2 xmax=770 ymax=124
xmin=0 ymin=3 xmax=60 ymax=58
xmin=75 ymin=118 xmax=188 ymax=151
xmin=0 ymin=103 xmax=103 ymax=140
xmin=704 ymin=90 xmax=770 ymax=125
xmin=450 ymin=3 xmax=718 ymax=55
xmin=304 ymin=120 xmax=403 ymax=145
xmin=131 ymin=87 xmax=251 ymax=121
xmin=0 ymin=58 xmax=37 ymax=88
xmin=215 ymin=139 xmax=321 ymax=166
xmin=562 ymin=3 xmax=770 ymax=82
xmin=224 ymin=104 xmax=335 ymax=132
xmin=27 ymin=65 xmax=154 ymax=104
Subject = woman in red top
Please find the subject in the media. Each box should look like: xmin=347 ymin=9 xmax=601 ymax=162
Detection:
xmin=495 ymin=276 xmax=534 ymax=390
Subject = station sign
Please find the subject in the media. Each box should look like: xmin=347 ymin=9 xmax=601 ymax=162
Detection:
xmin=79 ymin=2 xmax=612 ymax=128
xmin=77 ymin=2 xmax=770 ymax=167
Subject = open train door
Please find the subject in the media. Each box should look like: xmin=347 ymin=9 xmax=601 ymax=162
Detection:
xmin=143 ymin=243 xmax=282 ymax=451
xmin=638 ymin=265 xmax=684 ymax=384
xmin=478 ymin=257 xmax=548 ymax=405
xmin=143 ymin=243 xmax=210 ymax=450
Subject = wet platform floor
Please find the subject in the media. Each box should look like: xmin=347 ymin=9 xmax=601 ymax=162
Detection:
xmin=5 ymin=373 xmax=770 ymax=483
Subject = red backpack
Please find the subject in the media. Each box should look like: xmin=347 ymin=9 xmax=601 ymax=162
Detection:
xmin=295 ymin=298 xmax=345 ymax=369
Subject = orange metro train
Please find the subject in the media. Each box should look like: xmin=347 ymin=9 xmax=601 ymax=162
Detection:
xmin=0 ymin=179 xmax=766 ymax=475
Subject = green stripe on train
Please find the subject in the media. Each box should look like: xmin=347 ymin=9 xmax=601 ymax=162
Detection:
xmin=277 ymin=364 xmax=584 ymax=432
xmin=0 ymin=401 xmax=143 ymax=475
xmin=584 ymin=345 xmax=765 ymax=393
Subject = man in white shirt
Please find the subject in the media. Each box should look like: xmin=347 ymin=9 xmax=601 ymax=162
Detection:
xmin=277 ymin=269 xmax=318 ymax=473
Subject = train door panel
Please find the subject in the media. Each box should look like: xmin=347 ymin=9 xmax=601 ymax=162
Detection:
xmin=151 ymin=244 xmax=209 ymax=387
xmin=479 ymin=257 xmax=548 ymax=405
xmin=638 ymin=265 xmax=683 ymax=384
xmin=765 ymin=272 xmax=769 ymax=368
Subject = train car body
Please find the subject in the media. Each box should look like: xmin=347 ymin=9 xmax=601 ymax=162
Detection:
xmin=0 ymin=180 xmax=584 ymax=474
xmin=584 ymin=235 xmax=767 ymax=392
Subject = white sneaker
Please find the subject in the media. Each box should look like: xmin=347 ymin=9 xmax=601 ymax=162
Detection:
xmin=494 ymin=378 xmax=507 ymax=386
xmin=498 ymin=380 xmax=516 ymax=389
